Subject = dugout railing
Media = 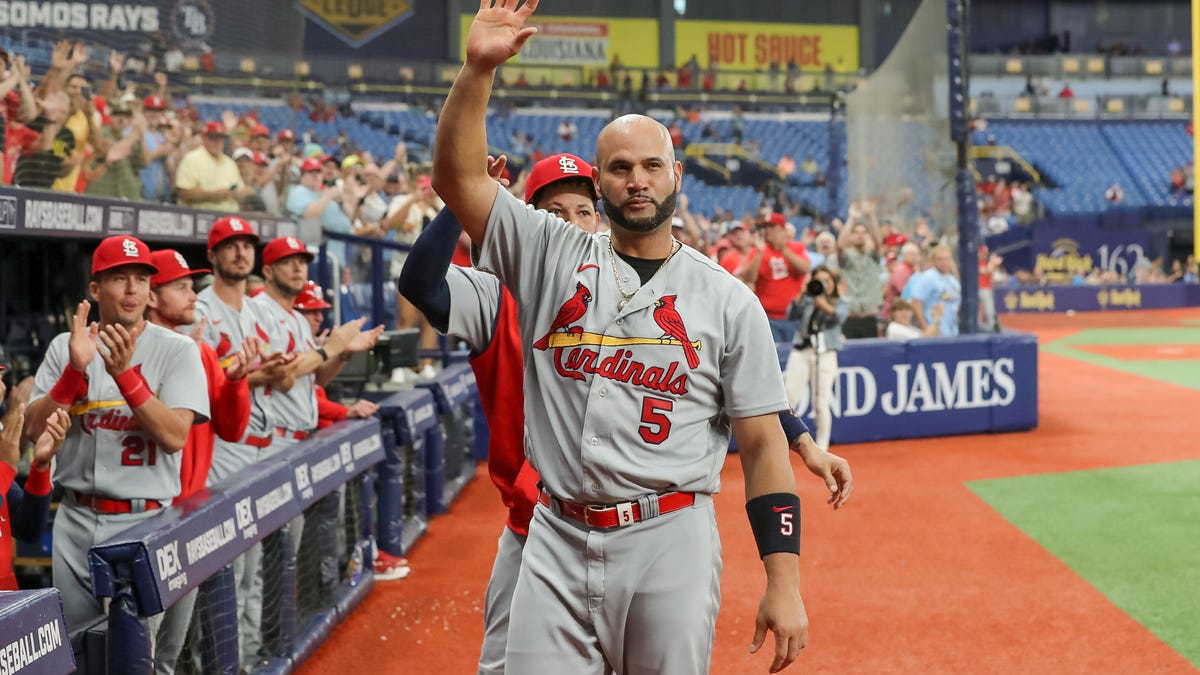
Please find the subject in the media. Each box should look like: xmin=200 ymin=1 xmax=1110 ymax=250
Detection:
xmin=0 ymin=588 xmax=75 ymax=673
xmin=85 ymin=419 xmax=384 ymax=674
xmin=71 ymin=367 xmax=486 ymax=674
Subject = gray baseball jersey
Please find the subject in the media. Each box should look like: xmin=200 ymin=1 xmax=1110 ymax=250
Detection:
xmin=30 ymin=322 xmax=209 ymax=500
xmin=445 ymin=267 xmax=503 ymax=349
xmin=249 ymin=293 xmax=317 ymax=435
xmin=477 ymin=187 xmax=787 ymax=504
xmin=193 ymin=285 xmax=275 ymax=438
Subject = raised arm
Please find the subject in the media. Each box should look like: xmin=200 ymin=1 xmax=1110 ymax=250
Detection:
xmin=432 ymin=0 xmax=539 ymax=244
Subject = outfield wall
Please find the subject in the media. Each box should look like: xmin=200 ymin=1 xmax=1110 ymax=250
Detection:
xmin=777 ymin=332 xmax=1038 ymax=444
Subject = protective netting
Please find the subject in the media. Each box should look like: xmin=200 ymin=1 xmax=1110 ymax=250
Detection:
xmin=844 ymin=0 xmax=957 ymax=234
xmin=172 ymin=482 xmax=368 ymax=673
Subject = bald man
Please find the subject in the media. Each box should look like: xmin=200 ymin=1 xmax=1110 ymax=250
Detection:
xmin=429 ymin=3 xmax=809 ymax=673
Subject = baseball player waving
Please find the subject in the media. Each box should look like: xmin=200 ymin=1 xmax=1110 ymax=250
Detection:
xmin=431 ymin=2 xmax=811 ymax=672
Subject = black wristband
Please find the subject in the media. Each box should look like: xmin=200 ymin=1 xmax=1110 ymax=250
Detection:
xmin=315 ymin=347 xmax=329 ymax=362
xmin=745 ymin=493 xmax=801 ymax=559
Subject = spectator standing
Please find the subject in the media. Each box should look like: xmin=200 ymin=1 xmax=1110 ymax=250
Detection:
xmin=738 ymin=213 xmax=812 ymax=341
xmin=905 ymin=244 xmax=961 ymax=336
xmin=382 ymin=174 xmax=443 ymax=377
xmin=0 ymin=48 xmax=38 ymax=183
xmin=175 ymin=121 xmax=248 ymax=211
xmin=714 ymin=221 xmax=752 ymax=277
xmin=837 ymin=213 xmax=883 ymax=338
xmin=557 ymin=118 xmax=577 ymax=142
xmin=12 ymin=91 xmax=73 ymax=189
xmin=784 ymin=265 xmax=848 ymax=449
xmin=286 ymin=157 xmax=366 ymax=277
xmin=979 ymin=246 xmax=1002 ymax=331
xmin=232 ymin=148 xmax=269 ymax=212
xmin=139 ymin=94 xmax=179 ymax=202
xmin=33 ymin=41 xmax=95 ymax=193
xmin=85 ymin=100 xmax=145 ymax=201
xmin=883 ymin=242 xmax=921 ymax=319
xmin=807 ymin=231 xmax=837 ymax=270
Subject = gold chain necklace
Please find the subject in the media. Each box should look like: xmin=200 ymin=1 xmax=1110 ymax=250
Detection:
xmin=608 ymin=236 xmax=680 ymax=310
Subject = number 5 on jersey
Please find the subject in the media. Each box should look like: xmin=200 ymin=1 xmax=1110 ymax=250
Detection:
xmin=639 ymin=396 xmax=673 ymax=445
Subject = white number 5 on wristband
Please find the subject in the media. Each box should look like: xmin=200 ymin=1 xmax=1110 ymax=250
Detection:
xmin=780 ymin=512 xmax=793 ymax=536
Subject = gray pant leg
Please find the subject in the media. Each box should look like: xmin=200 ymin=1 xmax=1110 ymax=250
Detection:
xmin=234 ymin=544 xmax=264 ymax=667
xmin=155 ymin=589 xmax=198 ymax=675
xmin=504 ymin=506 xmax=606 ymax=675
xmin=594 ymin=497 xmax=722 ymax=675
xmin=478 ymin=528 xmax=526 ymax=675
xmin=51 ymin=502 xmax=106 ymax=629
xmin=207 ymin=438 xmax=256 ymax=487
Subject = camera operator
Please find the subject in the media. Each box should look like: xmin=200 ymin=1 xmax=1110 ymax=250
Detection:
xmin=783 ymin=265 xmax=848 ymax=450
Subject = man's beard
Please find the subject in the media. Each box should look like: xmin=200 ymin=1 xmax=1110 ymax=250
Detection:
xmin=603 ymin=190 xmax=677 ymax=234
xmin=216 ymin=261 xmax=251 ymax=282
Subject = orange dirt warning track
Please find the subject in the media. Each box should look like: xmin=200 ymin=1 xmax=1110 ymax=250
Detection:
xmin=299 ymin=309 xmax=1200 ymax=674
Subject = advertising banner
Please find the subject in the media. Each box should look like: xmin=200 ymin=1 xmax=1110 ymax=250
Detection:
xmin=459 ymin=14 xmax=660 ymax=69
xmin=1031 ymin=226 xmax=1150 ymax=283
xmin=780 ymin=332 xmax=1038 ymax=444
xmin=998 ymin=284 xmax=1200 ymax=313
xmin=0 ymin=589 xmax=74 ymax=674
xmin=0 ymin=186 xmax=296 ymax=245
xmin=675 ymin=20 xmax=859 ymax=72
xmin=90 ymin=419 xmax=382 ymax=615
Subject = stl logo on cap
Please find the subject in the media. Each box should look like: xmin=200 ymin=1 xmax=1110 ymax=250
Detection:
xmin=558 ymin=155 xmax=580 ymax=175
xmin=230 ymin=218 xmax=246 ymax=232
xmin=122 ymin=238 xmax=141 ymax=258
xmin=287 ymin=237 xmax=301 ymax=250
xmin=174 ymin=251 xmax=189 ymax=269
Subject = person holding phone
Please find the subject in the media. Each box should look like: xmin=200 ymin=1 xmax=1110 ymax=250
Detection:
xmin=783 ymin=265 xmax=848 ymax=449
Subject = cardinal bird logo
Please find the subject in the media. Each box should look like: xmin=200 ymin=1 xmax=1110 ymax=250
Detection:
xmin=255 ymin=323 xmax=270 ymax=343
xmin=287 ymin=333 xmax=296 ymax=354
xmin=533 ymin=282 xmax=592 ymax=350
xmin=216 ymin=332 xmax=233 ymax=357
xmin=653 ymin=295 xmax=700 ymax=369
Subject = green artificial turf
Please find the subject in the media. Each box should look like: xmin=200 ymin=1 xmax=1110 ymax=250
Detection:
xmin=1042 ymin=328 xmax=1200 ymax=392
xmin=969 ymin=461 xmax=1200 ymax=666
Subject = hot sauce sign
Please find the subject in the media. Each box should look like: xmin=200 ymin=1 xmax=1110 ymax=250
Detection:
xmin=676 ymin=20 xmax=858 ymax=71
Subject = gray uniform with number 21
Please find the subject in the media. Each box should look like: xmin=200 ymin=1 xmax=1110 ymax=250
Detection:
xmin=477 ymin=188 xmax=788 ymax=674
xmin=31 ymin=322 xmax=208 ymax=628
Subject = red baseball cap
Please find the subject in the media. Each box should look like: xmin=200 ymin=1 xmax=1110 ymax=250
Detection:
xmin=524 ymin=153 xmax=598 ymax=204
xmin=92 ymin=236 xmax=158 ymax=275
xmin=300 ymin=157 xmax=323 ymax=172
xmin=252 ymin=151 xmax=269 ymax=166
xmin=884 ymin=232 xmax=908 ymax=247
xmin=203 ymin=120 xmax=227 ymax=136
xmin=763 ymin=212 xmax=787 ymax=227
xmin=208 ymin=216 xmax=259 ymax=250
xmin=143 ymin=94 xmax=167 ymax=111
xmin=262 ymin=236 xmax=314 ymax=267
xmin=278 ymin=129 xmax=295 ymax=142
xmin=250 ymin=124 xmax=270 ymax=138
xmin=294 ymin=280 xmax=331 ymax=311
xmin=150 ymin=249 xmax=210 ymax=287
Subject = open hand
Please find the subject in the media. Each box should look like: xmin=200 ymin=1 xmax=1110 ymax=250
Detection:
xmin=225 ymin=336 xmax=262 ymax=381
xmin=750 ymin=580 xmax=809 ymax=673
xmin=464 ymin=0 xmax=541 ymax=71
xmin=98 ymin=323 xmax=140 ymax=377
xmin=67 ymin=301 xmax=99 ymax=373
xmin=791 ymin=434 xmax=853 ymax=509
xmin=487 ymin=154 xmax=509 ymax=186
xmin=346 ymin=399 xmax=380 ymax=418
xmin=33 ymin=409 xmax=70 ymax=470
xmin=0 ymin=403 xmax=24 ymax=469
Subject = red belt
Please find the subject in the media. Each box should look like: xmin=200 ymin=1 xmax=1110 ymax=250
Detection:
xmin=275 ymin=427 xmax=311 ymax=440
xmin=245 ymin=434 xmax=272 ymax=448
xmin=538 ymin=490 xmax=694 ymax=529
xmin=72 ymin=491 xmax=165 ymax=514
